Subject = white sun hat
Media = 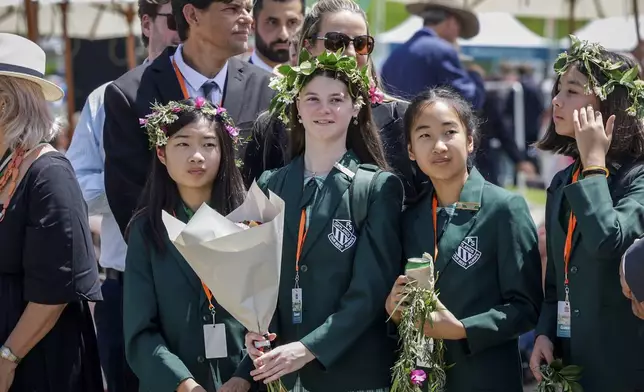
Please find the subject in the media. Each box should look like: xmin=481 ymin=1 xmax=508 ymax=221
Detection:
xmin=0 ymin=33 xmax=64 ymax=102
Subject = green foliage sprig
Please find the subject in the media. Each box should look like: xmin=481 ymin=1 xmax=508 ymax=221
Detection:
xmin=267 ymin=49 xmax=371 ymax=124
xmin=537 ymin=359 xmax=584 ymax=392
xmin=554 ymin=35 xmax=644 ymax=118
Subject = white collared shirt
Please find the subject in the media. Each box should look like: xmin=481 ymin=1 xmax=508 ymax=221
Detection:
xmin=172 ymin=44 xmax=228 ymax=105
xmin=249 ymin=50 xmax=274 ymax=73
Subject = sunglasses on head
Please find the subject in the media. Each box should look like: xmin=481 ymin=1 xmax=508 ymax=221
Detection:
xmin=313 ymin=32 xmax=375 ymax=56
xmin=156 ymin=13 xmax=177 ymax=31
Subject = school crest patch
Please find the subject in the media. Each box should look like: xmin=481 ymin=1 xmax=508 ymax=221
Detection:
xmin=452 ymin=236 xmax=482 ymax=269
xmin=328 ymin=219 xmax=357 ymax=252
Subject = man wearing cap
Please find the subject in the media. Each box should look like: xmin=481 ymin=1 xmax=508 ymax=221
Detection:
xmin=621 ymin=237 xmax=644 ymax=320
xmin=380 ymin=0 xmax=485 ymax=109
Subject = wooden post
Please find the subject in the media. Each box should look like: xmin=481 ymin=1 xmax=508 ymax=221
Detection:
xmin=634 ymin=0 xmax=642 ymax=44
xmin=24 ymin=0 xmax=38 ymax=42
xmin=60 ymin=0 xmax=76 ymax=137
xmin=125 ymin=3 xmax=136 ymax=69
xmin=568 ymin=0 xmax=576 ymax=36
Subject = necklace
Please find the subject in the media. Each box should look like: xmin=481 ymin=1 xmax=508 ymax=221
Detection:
xmin=0 ymin=147 xmax=25 ymax=222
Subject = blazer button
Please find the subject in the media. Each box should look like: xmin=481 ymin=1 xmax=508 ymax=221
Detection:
xmin=573 ymin=309 xmax=580 ymax=317
xmin=197 ymin=355 xmax=205 ymax=363
xmin=203 ymin=315 xmax=210 ymax=322
xmin=301 ymin=265 xmax=308 ymax=272
xmin=570 ymin=266 xmax=578 ymax=274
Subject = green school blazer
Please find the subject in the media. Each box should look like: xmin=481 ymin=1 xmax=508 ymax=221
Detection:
xmin=123 ymin=208 xmax=253 ymax=392
xmin=403 ymin=168 xmax=542 ymax=392
xmin=535 ymin=162 xmax=644 ymax=392
xmin=255 ymin=151 xmax=404 ymax=392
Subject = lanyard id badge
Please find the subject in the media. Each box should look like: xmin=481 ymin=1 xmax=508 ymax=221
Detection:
xmin=557 ymin=167 xmax=580 ymax=339
xmin=291 ymin=210 xmax=308 ymax=325
xmin=200 ymin=282 xmax=228 ymax=359
xmin=556 ymin=299 xmax=571 ymax=338
xmin=292 ymin=288 xmax=303 ymax=324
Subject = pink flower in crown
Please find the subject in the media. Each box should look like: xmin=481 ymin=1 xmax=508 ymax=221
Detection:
xmin=410 ymin=369 xmax=426 ymax=386
xmin=226 ymin=125 xmax=239 ymax=138
xmin=369 ymin=85 xmax=384 ymax=104
xmin=216 ymin=106 xmax=227 ymax=115
xmin=194 ymin=96 xmax=207 ymax=109
xmin=139 ymin=118 xmax=147 ymax=125
xmin=171 ymin=106 xmax=182 ymax=113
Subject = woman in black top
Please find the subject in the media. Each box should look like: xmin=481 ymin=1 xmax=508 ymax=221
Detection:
xmin=242 ymin=0 xmax=420 ymax=201
xmin=0 ymin=33 xmax=103 ymax=392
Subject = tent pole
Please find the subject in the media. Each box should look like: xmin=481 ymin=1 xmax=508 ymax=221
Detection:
xmin=24 ymin=0 xmax=38 ymax=42
xmin=60 ymin=0 xmax=76 ymax=140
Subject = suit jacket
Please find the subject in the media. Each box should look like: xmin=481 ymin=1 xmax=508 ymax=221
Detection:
xmin=123 ymin=209 xmax=254 ymax=392
xmin=247 ymin=151 xmax=403 ymax=391
xmin=404 ymin=168 xmax=542 ymax=392
xmin=380 ymin=27 xmax=485 ymax=109
xmin=242 ymin=100 xmax=423 ymax=202
xmin=535 ymin=161 xmax=644 ymax=392
xmin=104 ymin=46 xmax=275 ymax=234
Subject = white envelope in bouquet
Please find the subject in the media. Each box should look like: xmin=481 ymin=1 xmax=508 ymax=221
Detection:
xmin=161 ymin=181 xmax=285 ymax=335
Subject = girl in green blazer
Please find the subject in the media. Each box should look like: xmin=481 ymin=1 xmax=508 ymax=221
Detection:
xmin=385 ymin=88 xmax=543 ymax=392
xmin=123 ymin=98 xmax=254 ymax=392
xmin=243 ymin=53 xmax=404 ymax=391
xmin=529 ymin=39 xmax=644 ymax=392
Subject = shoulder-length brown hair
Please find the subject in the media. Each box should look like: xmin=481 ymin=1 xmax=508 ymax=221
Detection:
xmin=536 ymin=50 xmax=644 ymax=163
xmin=288 ymin=69 xmax=389 ymax=169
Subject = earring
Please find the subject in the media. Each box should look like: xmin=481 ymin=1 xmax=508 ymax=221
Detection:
xmin=298 ymin=115 xmax=303 ymax=123
xmin=353 ymin=117 xmax=358 ymax=125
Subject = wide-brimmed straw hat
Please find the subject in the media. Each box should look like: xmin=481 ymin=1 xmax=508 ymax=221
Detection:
xmin=0 ymin=33 xmax=64 ymax=102
xmin=406 ymin=0 xmax=480 ymax=39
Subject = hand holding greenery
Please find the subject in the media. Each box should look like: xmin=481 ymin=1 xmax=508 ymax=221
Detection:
xmin=390 ymin=253 xmax=447 ymax=392
xmin=536 ymin=359 xmax=583 ymax=392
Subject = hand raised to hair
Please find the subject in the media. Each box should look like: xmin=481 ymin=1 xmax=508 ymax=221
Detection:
xmin=573 ymin=104 xmax=615 ymax=169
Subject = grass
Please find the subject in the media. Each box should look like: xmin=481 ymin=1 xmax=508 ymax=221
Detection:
xmin=506 ymin=186 xmax=547 ymax=206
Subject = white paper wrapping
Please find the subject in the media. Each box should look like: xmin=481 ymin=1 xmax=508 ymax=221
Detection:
xmin=162 ymin=181 xmax=285 ymax=334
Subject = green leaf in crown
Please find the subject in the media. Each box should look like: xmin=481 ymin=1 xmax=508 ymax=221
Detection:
xmin=267 ymin=48 xmax=372 ymax=124
xmin=554 ymin=34 xmax=644 ymax=119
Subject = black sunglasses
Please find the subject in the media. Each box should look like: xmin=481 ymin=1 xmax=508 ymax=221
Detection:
xmin=313 ymin=32 xmax=375 ymax=55
xmin=156 ymin=13 xmax=176 ymax=31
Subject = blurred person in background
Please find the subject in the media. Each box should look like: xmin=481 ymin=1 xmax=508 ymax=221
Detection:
xmin=0 ymin=33 xmax=103 ymax=392
xmin=380 ymin=0 xmax=485 ymax=109
xmin=249 ymin=0 xmax=304 ymax=72
xmin=620 ymin=237 xmax=644 ymax=320
xmin=65 ymin=1 xmax=180 ymax=391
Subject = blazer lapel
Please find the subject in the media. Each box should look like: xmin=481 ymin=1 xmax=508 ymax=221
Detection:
xmin=221 ymin=58 xmax=245 ymax=121
xmin=167 ymin=206 xmax=208 ymax=307
xmin=148 ymin=47 xmax=186 ymax=104
xmin=281 ymin=156 xmax=305 ymax=242
xmin=434 ymin=168 xmax=485 ymax=281
xmin=548 ymin=172 xmax=567 ymax=265
xmin=299 ymin=152 xmax=356 ymax=260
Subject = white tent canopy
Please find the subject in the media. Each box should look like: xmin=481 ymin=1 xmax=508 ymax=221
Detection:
xmin=379 ymin=12 xmax=551 ymax=48
xmin=0 ymin=0 xmax=139 ymax=39
xmin=559 ymin=15 xmax=644 ymax=52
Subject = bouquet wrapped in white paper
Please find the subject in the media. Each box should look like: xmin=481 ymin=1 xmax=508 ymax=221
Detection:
xmin=391 ymin=253 xmax=447 ymax=392
xmin=162 ymin=181 xmax=284 ymax=337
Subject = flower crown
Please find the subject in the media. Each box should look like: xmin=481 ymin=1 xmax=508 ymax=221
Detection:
xmin=139 ymin=97 xmax=240 ymax=149
xmin=554 ymin=35 xmax=644 ymax=118
xmin=268 ymin=49 xmax=384 ymax=124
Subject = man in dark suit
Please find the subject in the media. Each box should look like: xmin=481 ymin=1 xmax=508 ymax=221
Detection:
xmin=104 ymin=0 xmax=274 ymax=236
xmin=380 ymin=0 xmax=485 ymax=109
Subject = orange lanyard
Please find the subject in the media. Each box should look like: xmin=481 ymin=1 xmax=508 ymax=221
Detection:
xmin=172 ymin=58 xmax=223 ymax=105
xmin=563 ymin=167 xmax=581 ymax=288
xmin=172 ymin=209 xmax=216 ymax=313
xmin=432 ymin=194 xmax=439 ymax=261
xmin=295 ymin=210 xmax=307 ymax=281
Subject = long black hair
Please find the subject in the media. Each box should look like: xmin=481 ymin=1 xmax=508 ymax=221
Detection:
xmin=536 ymin=50 xmax=644 ymax=163
xmin=129 ymin=98 xmax=246 ymax=252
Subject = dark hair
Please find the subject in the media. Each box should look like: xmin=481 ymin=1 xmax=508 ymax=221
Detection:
xmin=422 ymin=9 xmax=449 ymax=26
xmin=130 ymin=98 xmax=246 ymax=252
xmin=171 ymin=0 xmax=234 ymax=42
xmin=253 ymin=0 xmax=304 ymax=18
xmin=138 ymin=0 xmax=171 ymax=47
xmin=298 ymin=0 xmax=385 ymax=92
xmin=288 ymin=69 xmax=389 ymax=169
xmin=404 ymin=87 xmax=480 ymax=165
xmin=536 ymin=50 xmax=644 ymax=162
